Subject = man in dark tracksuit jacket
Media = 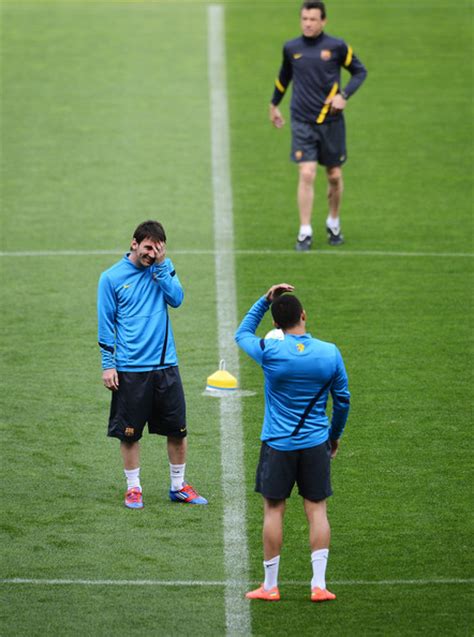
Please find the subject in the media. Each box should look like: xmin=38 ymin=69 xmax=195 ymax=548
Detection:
xmin=269 ymin=1 xmax=367 ymax=250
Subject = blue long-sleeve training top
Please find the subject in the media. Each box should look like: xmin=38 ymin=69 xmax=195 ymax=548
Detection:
xmin=235 ymin=296 xmax=350 ymax=451
xmin=271 ymin=32 xmax=367 ymax=124
xmin=97 ymin=255 xmax=183 ymax=371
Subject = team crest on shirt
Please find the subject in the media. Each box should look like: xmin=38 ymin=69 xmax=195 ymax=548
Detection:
xmin=320 ymin=49 xmax=332 ymax=60
xmin=296 ymin=343 xmax=305 ymax=352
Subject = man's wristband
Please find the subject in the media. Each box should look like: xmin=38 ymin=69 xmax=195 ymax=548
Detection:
xmin=340 ymin=90 xmax=349 ymax=100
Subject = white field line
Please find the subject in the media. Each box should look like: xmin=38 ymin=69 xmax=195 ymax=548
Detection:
xmin=208 ymin=5 xmax=250 ymax=637
xmin=0 ymin=249 xmax=472 ymax=258
xmin=14 ymin=1 xmax=469 ymax=9
xmin=1 ymin=578 xmax=472 ymax=587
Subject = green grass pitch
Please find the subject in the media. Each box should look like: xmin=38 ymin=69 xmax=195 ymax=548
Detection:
xmin=0 ymin=1 xmax=472 ymax=635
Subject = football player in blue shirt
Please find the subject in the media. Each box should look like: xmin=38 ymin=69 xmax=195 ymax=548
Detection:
xmin=97 ymin=220 xmax=207 ymax=509
xmin=235 ymin=283 xmax=350 ymax=601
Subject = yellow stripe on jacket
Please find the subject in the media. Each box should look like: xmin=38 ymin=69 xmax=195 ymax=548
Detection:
xmin=344 ymin=46 xmax=353 ymax=67
xmin=316 ymin=82 xmax=339 ymax=124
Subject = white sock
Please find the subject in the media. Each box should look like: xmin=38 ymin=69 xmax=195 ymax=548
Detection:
xmin=263 ymin=555 xmax=280 ymax=591
xmin=124 ymin=467 xmax=141 ymax=491
xmin=326 ymin=216 xmax=340 ymax=232
xmin=170 ymin=463 xmax=185 ymax=491
xmin=298 ymin=224 xmax=313 ymax=240
xmin=311 ymin=548 xmax=329 ymax=589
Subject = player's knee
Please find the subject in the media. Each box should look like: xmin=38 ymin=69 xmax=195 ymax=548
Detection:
xmin=299 ymin=165 xmax=316 ymax=184
xmin=327 ymin=170 xmax=342 ymax=189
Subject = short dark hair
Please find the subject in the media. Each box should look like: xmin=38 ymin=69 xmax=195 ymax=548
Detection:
xmin=271 ymin=294 xmax=304 ymax=330
xmin=300 ymin=1 xmax=326 ymax=18
xmin=132 ymin=220 xmax=166 ymax=244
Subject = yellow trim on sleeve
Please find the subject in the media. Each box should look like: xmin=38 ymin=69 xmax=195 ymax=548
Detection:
xmin=344 ymin=45 xmax=353 ymax=67
xmin=316 ymin=82 xmax=339 ymax=124
xmin=275 ymin=78 xmax=286 ymax=93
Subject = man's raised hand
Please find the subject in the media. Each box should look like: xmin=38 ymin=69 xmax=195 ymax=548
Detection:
xmin=265 ymin=283 xmax=295 ymax=303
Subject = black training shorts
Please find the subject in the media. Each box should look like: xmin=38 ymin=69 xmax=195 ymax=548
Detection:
xmin=291 ymin=117 xmax=346 ymax=166
xmin=107 ymin=367 xmax=187 ymax=442
xmin=255 ymin=440 xmax=332 ymax=502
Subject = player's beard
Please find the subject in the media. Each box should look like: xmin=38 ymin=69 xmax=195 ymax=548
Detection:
xmin=140 ymin=254 xmax=155 ymax=267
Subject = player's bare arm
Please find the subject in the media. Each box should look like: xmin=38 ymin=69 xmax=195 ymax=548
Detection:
xmin=329 ymin=439 xmax=339 ymax=458
xmin=265 ymin=283 xmax=295 ymax=303
xmin=102 ymin=368 xmax=119 ymax=391
xmin=269 ymin=104 xmax=285 ymax=129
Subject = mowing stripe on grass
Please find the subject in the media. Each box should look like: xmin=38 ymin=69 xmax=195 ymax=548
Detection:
xmin=1 ymin=578 xmax=472 ymax=587
xmin=0 ymin=249 xmax=472 ymax=258
xmin=208 ymin=5 xmax=250 ymax=637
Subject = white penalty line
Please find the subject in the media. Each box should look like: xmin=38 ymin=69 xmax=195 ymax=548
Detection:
xmin=0 ymin=249 xmax=472 ymax=259
xmin=208 ymin=5 xmax=250 ymax=637
xmin=1 ymin=578 xmax=472 ymax=587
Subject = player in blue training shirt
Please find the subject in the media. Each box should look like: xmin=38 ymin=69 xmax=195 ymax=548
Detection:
xmin=269 ymin=1 xmax=367 ymax=250
xmin=235 ymin=283 xmax=350 ymax=602
xmin=97 ymin=220 xmax=207 ymax=509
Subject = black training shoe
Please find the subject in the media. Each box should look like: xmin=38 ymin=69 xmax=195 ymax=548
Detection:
xmin=326 ymin=226 xmax=344 ymax=246
xmin=295 ymin=235 xmax=313 ymax=251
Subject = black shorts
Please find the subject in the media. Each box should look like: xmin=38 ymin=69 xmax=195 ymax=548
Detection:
xmin=291 ymin=117 xmax=347 ymax=166
xmin=255 ymin=440 xmax=332 ymax=502
xmin=107 ymin=367 xmax=187 ymax=442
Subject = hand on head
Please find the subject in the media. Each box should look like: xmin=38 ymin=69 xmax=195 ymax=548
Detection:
xmin=265 ymin=283 xmax=295 ymax=303
xmin=154 ymin=240 xmax=167 ymax=264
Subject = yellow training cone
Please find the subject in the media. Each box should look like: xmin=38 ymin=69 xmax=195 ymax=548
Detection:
xmin=206 ymin=360 xmax=238 ymax=392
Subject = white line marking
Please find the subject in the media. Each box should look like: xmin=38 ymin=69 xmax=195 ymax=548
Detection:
xmin=1 ymin=578 xmax=472 ymax=587
xmin=0 ymin=579 xmax=227 ymax=586
xmin=208 ymin=5 xmax=250 ymax=637
xmin=0 ymin=249 xmax=472 ymax=258
xmin=0 ymin=250 xmax=127 ymax=257
xmin=289 ymin=578 xmax=474 ymax=586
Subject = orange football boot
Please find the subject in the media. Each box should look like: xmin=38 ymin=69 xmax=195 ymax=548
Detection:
xmin=311 ymin=587 xmax=336 ymax=602
xmin=245 ymin=585 xmax=280 ymax=601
